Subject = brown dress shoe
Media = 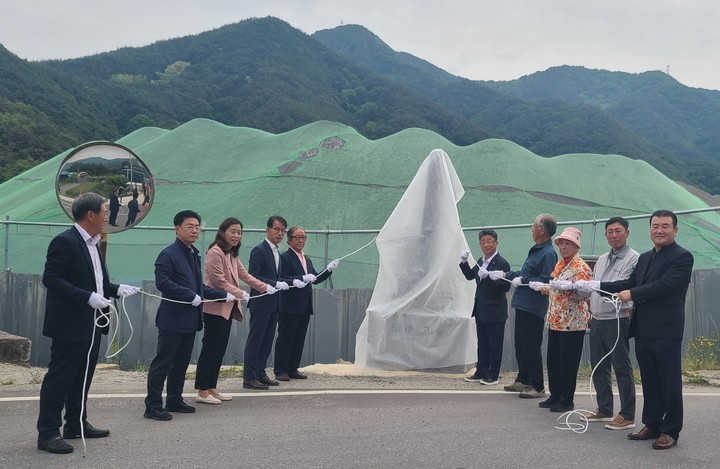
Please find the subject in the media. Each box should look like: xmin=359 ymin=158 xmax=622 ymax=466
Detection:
xmin=652 ymin=433 xmax=677 ymax=450
xmin=627 ymin=425 xmax=660 ymax=440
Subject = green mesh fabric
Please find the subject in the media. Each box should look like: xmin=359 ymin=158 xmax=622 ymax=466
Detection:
xmin=1 ymin=119 xmax=718 ymax=287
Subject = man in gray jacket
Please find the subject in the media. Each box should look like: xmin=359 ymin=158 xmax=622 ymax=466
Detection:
xmin=585 ymin=217 xmax=639 ymax=430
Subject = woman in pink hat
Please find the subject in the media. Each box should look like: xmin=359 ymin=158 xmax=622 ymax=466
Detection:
xmin=530 ymin=227 xmax=591 ymax=412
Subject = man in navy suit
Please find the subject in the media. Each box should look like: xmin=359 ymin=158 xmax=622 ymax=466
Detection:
xmin=243 ymin=216 xmax=291 ymax=390
xmin=459 ymin=229 xmax=511 ymax=385
xmin=143 ymin=210 xmax=233 ymax=421
xmin=37 ymin=192 xmax=140 ymax=454
xmin=274 ymin=226 xmax=339 ymax=381
xmin=577 ymin=210 xmax=693 ymax=450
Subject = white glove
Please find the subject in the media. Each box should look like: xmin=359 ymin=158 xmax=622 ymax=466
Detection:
xmin=293 ymin=279 xmax=307 ymax=288
xmin=241 ymin=291 xmax=250 ymax=302
xmin=549 ymin=280 xmax=574 ymax=291
xmin=276 ymin=281 xmax=290 ymax=291
xmin=528 ymin=281 xmax=545 ymax=292
xmin=511 ymin=276 xmax=523 ymax=287
xmin=265 ymin=284 xmax=277 ymax=295
xmin=574 ymin=280 xmax=600 ymax=292
xmin=302 ymin=274 xmax=317 ymax=283
xmin=488 ymin=271 xmax=504 ymax=281
xmin=117 ymin=284 xmax=141 ymax=298
xmin=225 ymin=293 xmax=236 ymax=303
xmin=327 ymin=259 xmax=340 ymax=271
xmin=191 ymin=294 xmax=202 ymax=306
xmin=477 ymin=267 xmax=489 ymax=279
xmin=88 ymin=292 xmax=112 ymax=309
xmin=460 ymin=250 xmax=471 ymax=263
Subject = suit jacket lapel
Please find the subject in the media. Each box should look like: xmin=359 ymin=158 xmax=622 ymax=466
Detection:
xmin=229 ymin=254 xmax=239 ymax=285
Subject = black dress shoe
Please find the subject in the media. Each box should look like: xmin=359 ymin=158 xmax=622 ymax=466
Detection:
xmin=288 ymin=371 xmax=308 ymax=379
xmin=165 ymin=401 xmax=196 ymax=413
xmin=550 ymin=404 xmax=574 ymax=413
xmin=538 ymin=397 xmax=559 ymax=409
xmin=243 ymin=379 xmax=269 ymax=390
xmin=275 ymin=372 xmax=290 ymax=381
xmin=628 ymin=425 xmax=660 ymax=441
xmin=63 ymin=423 xmax=110 ymax=439
xmin=259 ymin=376 xmax=279 ymax=386
xmin=38 ymin=435 xmax=73 ymax=454
xmin=143 ymin=408 xmax=172 ymax=421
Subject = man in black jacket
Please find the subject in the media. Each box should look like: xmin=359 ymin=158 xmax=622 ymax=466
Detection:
xmin=275 ymin=226 xmax=338 ymax=381
xmin=459 ymin=229 xmax=511 ymax=385
xmin=37 ymin=193 xmax=139 ymax=454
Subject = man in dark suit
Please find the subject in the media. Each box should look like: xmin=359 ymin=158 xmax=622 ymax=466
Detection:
xmin=577 ymin=210 xmax=693 ymax=450
xmin=243 ymin=216 xmax=291 ymax=390
xmin=143 ymin=210 xmax=233 ymax=421
xmin=124 ymin=191 xmax=140 ymax=227
xmin=37 ymin=192 xmax=140 ymax=454
xmin=459 ymin=229 xmax=511 ymax=385
xmin=274 ymin=226 xmax=339 ymax=381
xmin=108 ymin=187 xmax=122 ymax=226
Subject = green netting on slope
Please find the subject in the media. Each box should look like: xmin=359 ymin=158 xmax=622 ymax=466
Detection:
xmin=1 ymin=118 xmax=719 ymax=288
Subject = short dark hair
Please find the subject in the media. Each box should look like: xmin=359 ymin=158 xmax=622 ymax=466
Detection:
xmin=479 ymin=229 xmax=498 ymax=241
xmin=536 ymin=214 xmax=557 ymax=236
xmin=605 ymin=217 xmax=629 ymax=230
xmin=287 ymin=226 xmax=304 ymax=239
xmin=209 ymin=217 xmax=243 ymax=257
xmin=266 ymin=215 xmax=287 ymax=229
xmin=650 ymin=209 xmax=677 ymax=228
xmin=71 ymin=192 xmax=105 ymax=222
xmin=174 ymin=210 xmax=201 ymax=227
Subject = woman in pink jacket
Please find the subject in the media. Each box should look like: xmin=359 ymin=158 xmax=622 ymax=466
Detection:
xmin=194 ymin=217 xmax=276 ymax=404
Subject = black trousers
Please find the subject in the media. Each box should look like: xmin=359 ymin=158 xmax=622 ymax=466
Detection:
xmin=635 ymin=336 xmax=683 ymax=439
xmin=514 ymin=309 xmax=545 ymax=391
xmin=274 ymin=313 xmax=311 ymax=374
xmin=37 ymin=330 xmax=102 ymax=439
xmin=546 ymin=329 xmax=585 ymax=407
xmin=144 ymin=329 xmax=196 ymax=411
xmin=475 ymin=320 xmax=506 ymax=381
xmin=195 ymin=313 xmax=233 ymax=390
xmin=243 ymin=309 xmax=277 ymax=381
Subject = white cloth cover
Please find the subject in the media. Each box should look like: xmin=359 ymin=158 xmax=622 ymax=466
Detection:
xmin=354 ymin=149 xmax=476 ymax=370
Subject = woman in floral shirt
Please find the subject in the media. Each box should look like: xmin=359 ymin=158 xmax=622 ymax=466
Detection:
xmin=531 ymin=227 xmax=591 ymax=412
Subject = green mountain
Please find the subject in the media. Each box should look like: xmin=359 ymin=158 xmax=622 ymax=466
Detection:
xmin=2 ymin=119 xmax=718 ymax=288
xmin=312 ymin=25 xmax=720 ymax=193
xmin=0 ymin=17 xmax=486 ymax=185
xmin=2 ymin=17 xmax=719 ymax=194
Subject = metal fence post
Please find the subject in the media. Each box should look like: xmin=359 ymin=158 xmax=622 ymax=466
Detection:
xmin=325 ymin=225 xmax=333 ymax=289
xmin=4 ymin=216 xmax=9 ymax=271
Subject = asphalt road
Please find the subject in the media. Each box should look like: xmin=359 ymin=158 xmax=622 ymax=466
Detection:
xmin=2 ymin=387 xmax=720 ymax=468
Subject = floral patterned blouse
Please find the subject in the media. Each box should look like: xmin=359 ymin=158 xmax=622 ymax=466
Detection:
xmin=544 ymin=254 xmax=592 ymax=332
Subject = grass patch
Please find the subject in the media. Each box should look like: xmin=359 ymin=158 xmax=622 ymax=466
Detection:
xmin=1 ymin=378 xmax=16 ymax=385
xmin=683 ymin=373 xmax=709 ymax=385
xmin=219 ymin=365 xmax=244 ymax=379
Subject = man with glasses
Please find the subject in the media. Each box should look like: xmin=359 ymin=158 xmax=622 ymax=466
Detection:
xmin=274 ymin=226 xmax=340 ymax=381
xmin=144 ymin=210 xmax=234 ymax=421
xmin=459 ymin=229 xmax=511 ymax=385
xmin=243 ymin=216 xmax=291 ymax=389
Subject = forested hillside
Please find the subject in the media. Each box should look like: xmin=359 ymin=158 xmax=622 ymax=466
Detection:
xmin=2 ymin=17 xmax=719 ymax=193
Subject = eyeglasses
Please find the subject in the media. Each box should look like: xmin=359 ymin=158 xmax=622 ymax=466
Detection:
xmin=290 ymin=236 xmax=307 ymax=240
xmin=182 ymin=224 xmax=201 ymax=231
xmin=270 ymin=227 xmax=287 ymax=233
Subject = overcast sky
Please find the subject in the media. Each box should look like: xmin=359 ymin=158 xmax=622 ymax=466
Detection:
xmin=2 ymin=0 xmax=718 ymax=90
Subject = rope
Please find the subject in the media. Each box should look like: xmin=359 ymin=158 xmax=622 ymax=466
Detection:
xmin=76 ymin=236 xmax=379 ymax=454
